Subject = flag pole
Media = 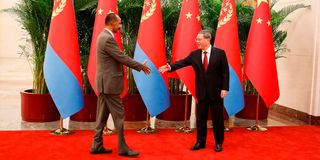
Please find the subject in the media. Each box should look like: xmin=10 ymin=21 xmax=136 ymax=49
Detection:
xmin=103 ymin=114 xmax=116 ymax=135
xmin=224 ymin=110 xmax=231 ymax=132
xmin=103 ymin=125 xmax=115 ymax=135
xmin=51 ymin=116 xmax=71 ymax=135
xmin=247 ymin=94 xmax=267 ymax=131
xmin=137 ymin=112 xmax=156 ymax=134
xmin=176 ymin=89 xmax=192 ymax=133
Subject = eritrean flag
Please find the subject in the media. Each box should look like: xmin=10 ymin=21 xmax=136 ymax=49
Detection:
xmin=44 ymin=0 xmax=84 ymax=118
xmin=215 ymin=0 xmax=244 ymax=115
xmin=132 ymin=0 xmax=170 ymax=117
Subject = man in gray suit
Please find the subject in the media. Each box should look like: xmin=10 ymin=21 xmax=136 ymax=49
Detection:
xmin=90 ymin=13 xmax=151 ymax=158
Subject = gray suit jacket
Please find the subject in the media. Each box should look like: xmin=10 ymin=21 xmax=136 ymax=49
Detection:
xmin=95 ymin=30 xmax=143 ymax=94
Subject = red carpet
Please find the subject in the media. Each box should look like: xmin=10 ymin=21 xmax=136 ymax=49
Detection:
xmin=0 ymin=126 xmax=319 ymax=160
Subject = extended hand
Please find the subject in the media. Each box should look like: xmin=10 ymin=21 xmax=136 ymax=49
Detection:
xmin=142 ymin=60 xmax=151 ymax=75
xmin=221 ymin=90 xmax=228 ymax=98
xmin=158 ymin=64 xmax=170 ymax=74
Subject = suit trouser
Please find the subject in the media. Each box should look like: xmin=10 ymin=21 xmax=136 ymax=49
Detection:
xmin=91 ymin=93 xmax=128 ymax=153
xmin=196 ymin=98 xmax=224 ymax=145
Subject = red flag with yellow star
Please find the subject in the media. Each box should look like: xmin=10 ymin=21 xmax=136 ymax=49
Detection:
xmin=170 ymin=0 xmax=202 ymax=99
xmin=87 ymin=0 xmax=128 ymax=97
xmin=244 ymin=0 xmax=279 ymax=107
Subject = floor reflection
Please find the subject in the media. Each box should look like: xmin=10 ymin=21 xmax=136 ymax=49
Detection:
xmin=0 ymin=110 xmax=307 ymax=131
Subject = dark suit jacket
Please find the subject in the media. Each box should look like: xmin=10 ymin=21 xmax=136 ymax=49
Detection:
xmin=95 ymin=30 xmax=143 ymax=94
xmin=170 ymin=47 xmax=229 ymax=101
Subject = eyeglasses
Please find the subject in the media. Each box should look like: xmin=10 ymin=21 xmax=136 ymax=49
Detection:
xmin=195 ymin=38 xmax=210 ymax=42
xmin=195 ymin=38 xmax=203 ymax=42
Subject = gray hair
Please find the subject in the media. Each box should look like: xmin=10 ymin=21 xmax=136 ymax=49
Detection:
xmin=198 ymin=30 xmax=212 ymax=40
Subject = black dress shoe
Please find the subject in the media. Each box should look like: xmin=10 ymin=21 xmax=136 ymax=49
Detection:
xmin=90 ymin=147 xmax=112 ymax=154
xmin=190 ymin=143 xmax=205 ymax=150
xmin=118 ymin=149 xmax=140 ymax=157
xmin=215 ymin=144 xmax=223 ymax=152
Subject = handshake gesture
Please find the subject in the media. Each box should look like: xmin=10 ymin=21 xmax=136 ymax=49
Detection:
xmin=142 ymin=60 xmax=151 ymax=75
xmin=140 ymin=61 xmax=169 ymax=75
xmin=158 ymin=64 xmax=170 ymax=74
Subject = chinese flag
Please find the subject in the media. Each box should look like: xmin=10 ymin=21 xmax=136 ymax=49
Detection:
xmin=244 ymin=0 xmax=279 ymax=107
xmin=87 ymin=0 xmax=128 ymax=97
xmin=215 ymin=0 xmax=244 ymax=115
xmin=170 ymin=0 xmax=202 ymax=99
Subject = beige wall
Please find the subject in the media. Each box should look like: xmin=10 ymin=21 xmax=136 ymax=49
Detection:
xmin=310 ymin=0 xmax=320 ymax=116
xmin=0 ymin=0 xmax=33 ymax=82
xmin=0 ymin=0 xmax=26 ymax=58
xmin=0 ymin=0 xmax=33 ymax=79
xmin=274 ymin=0 xmax=320 ymax=116
xmin=0 ymin=0 xmax=33 ymax=119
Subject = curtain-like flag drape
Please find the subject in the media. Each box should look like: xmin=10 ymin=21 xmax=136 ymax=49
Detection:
xmin=170 ymin=0 xmax=202 ymax=100
xmin=132 ymin=0 xmax=170 ymax=117
xmin=244 ymin=0 xmax=280 ymax=107
xmin=44 ymin=0 xmax=84 ymax=118
xmin=87 ymin=0 xmax=128 ymax=97
xmin=215 ymin=0 xmax=244 ymax=115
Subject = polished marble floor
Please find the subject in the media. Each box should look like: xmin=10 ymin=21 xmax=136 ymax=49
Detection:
xmin=0 ymin=58 xmax=307 ymax=131
xmin=0 ymin=111 xmax=308 ymax=131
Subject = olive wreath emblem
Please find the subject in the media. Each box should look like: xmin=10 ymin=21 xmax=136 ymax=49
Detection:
xmin=51 ymin=0 xmax=66 ymax=19
xmin=140 ymin=0 xmax=156 ymax=23
xmin=217 ymin=1 xmax=233 ymax=28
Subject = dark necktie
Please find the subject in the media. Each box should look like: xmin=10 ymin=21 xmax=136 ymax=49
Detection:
xmin=203 ymin=51 xmax=208 ymax=71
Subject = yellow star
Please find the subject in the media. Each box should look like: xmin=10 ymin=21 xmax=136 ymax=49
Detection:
xmin=108 ymin=10 xmax=114 ymax=14
xmin=196 ymin=15 xmax=200 ymax=21
xmin=186 ymin=12 xmax=192 ymax=19
xmin=257 ymin=0 xmax=268 ymax=7
xmin=267 ymin=20 xmax=271 ymax=26
xmin=256 ymin=18 xmax=263 ymax=24
xmin=98 ymin=8 xmax=103 ymax=15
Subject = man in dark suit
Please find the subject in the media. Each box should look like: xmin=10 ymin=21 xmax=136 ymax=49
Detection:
xmin=159 ymin=30 xmax=229 ymax=152
xmin=90 ymin=13 xmax=151 ymax=157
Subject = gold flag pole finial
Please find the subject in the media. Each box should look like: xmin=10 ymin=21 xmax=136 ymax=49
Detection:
xmin=137 ymin=112 xmax=157 ymax=134
xmin=51 ymin=117 xmax=71 ymax=135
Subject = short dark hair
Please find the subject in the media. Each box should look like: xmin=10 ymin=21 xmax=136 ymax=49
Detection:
xmin=105 ymin=13 xmax=118 ymax=25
